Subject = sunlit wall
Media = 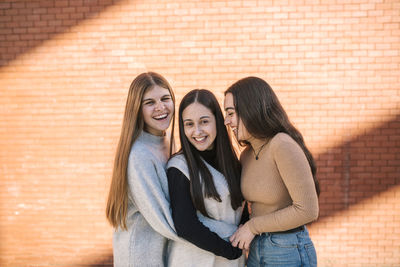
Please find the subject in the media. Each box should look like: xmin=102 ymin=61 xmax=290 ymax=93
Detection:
xmin=1 ymin=0 xmax=399 ymax=266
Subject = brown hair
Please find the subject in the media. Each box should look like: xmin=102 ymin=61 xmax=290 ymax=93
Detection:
xmin=106 ymin=72 xmax=175 ymax=230
xmin=225 ymin=76 xmax=320 ymax=196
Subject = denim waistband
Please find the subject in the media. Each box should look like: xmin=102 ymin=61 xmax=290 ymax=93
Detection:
xmin=261 ymin=225 xmax=305 ymax=235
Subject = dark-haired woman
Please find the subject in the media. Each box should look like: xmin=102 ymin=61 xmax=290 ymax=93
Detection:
xmin=224 ymin=77 xmax=319 ymax=267
xmin=167 ymin=89 xmax=245 ymax=266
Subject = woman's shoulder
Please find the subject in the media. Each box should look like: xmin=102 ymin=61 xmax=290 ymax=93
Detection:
xmin=167 ymin=153 xmax=190 ymax=178
xmin=167 ymin=153 xmax=187 ymax=167
xmin=270 ymin=132 xmax=303 ymax=155
xmin=270 ymin=132 xmax=297 ymax=146
xmin=129 ymin=138 xmax=164 ymax=167
xmin=130 ymin=140 xmax=153 ymax=158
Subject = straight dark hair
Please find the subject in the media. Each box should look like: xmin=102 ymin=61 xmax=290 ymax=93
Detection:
xmin=178 ymin=89 xmax=243 ymax=217
xmin=225 ymin=77 xmax=320 ymax=196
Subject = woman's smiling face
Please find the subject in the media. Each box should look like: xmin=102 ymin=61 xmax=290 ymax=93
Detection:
xmin=141 ymin=85 xmax=174 ymax=136
xmin=182 ymin=102 xmax=217 ymax=151
xmin=224 ymin=92 xmax=250 ymax=142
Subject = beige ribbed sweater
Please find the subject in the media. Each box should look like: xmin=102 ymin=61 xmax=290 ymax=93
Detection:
xmin=240 ymin=133 xmax=319 ymax=234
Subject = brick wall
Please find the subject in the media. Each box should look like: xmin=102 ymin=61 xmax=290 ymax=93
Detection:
xmin=1 ymin=0 xmax=399 ymax=266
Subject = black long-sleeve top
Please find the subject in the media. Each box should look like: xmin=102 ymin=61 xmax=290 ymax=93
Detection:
xmin=167 ymin=148 xmax=243 ymax=260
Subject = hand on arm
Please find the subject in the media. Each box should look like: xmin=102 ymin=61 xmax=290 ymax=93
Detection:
xmin=229 ymin=222 xmax=255 ymax=251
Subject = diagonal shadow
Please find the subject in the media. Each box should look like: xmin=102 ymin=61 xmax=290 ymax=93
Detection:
xmin=2 ymin=1 xmax=399 ymax=263
xmin=316 ymin=113 xmax=400 ymax=219
xmin=0 ymin=0 xmax=124 ymax=67
xmin=89 ymin=114 xmax=400 ymax=266
xmin=87 ymin=255 xmax=113 ymax=267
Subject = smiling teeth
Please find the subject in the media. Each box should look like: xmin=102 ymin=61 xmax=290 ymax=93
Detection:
xmin=154 ymin=114 xmax=168 ymax=119
xmin=194 ymin=137 xmax=206 ymax=142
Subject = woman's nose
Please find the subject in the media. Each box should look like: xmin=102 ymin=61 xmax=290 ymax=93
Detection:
xmin=154 ymin=101 xmax=164 ymax=111
xmin=224 ymin=116 xmax=230 ymax=125
xmin=194 ymin=125 xmax=202 ymax=135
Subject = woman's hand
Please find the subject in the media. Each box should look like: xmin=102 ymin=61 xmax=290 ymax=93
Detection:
xmin=229 ymin=222 xmax=255 ymax=250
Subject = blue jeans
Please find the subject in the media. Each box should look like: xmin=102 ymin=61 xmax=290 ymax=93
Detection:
xmin=246 ymin=226 xmax=317 ymax=267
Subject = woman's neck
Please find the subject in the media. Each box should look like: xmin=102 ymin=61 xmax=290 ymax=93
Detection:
xmin=247 ymin=136 xmax=271 ymax=160
xmin=198 ymin=146 xmax=218 ymax=170
xmin=247 ymin=136 xmax=268 ymax=150
xmin=143 ymin=126 xmax=166 ymax=137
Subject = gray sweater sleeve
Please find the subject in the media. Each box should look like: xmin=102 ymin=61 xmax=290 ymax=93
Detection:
xmin=127 ymin=150 xmax=178 ymax=241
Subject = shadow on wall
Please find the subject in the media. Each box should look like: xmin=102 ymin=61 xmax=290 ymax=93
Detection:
xmin=316 ymin=113 xmax=400 ymax=219
xmin=84 ymin=114 xmax=400 ymax=266
xmin=2 ymin=2 xmax=399 ymax=264
xmin=0 ymin=0 xmax=123 ymax=67
xmin=87 ymin=255 xmax=113 ymax=267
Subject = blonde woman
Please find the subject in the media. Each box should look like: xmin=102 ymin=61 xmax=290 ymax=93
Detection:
xmin=106 ymin=72 xmax=177 ymax=266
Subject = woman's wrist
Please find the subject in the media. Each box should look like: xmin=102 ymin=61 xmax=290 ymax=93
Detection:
xmin=246 ymin=220 xmax=259 ymax=235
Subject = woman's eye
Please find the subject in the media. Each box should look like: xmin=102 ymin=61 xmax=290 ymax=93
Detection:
xmin=201 ymin=120 xmax=208 ymax=124
xmin=144 ymin=101 xmax=154 ymax=105
xmin=184 ymin=122 xmax=193 ymax=127
xmin=162 ymin=96 xmax=171 ymax=102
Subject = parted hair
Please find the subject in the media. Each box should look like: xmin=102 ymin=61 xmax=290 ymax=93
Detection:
xmin=106 ymin=72 xmax=175 ymax=230
xmin=225 ymin=77 xmax=320 ymax=196
xmin=177 ymin=89 xmax=243 ymax=217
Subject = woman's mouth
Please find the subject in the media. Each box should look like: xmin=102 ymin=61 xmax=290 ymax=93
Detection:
xmin=153 ymin=114 xmax=168 ymax=120
xmin=193 ymin=136 xmax=207 ymax=143
xmin=232 ymin=127 xmax=237 ymax=135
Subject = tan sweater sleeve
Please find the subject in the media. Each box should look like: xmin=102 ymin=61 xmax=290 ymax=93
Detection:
xmin=248 ymin=135 xmax=319 ymax=234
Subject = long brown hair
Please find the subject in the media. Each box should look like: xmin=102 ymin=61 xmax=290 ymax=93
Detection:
xmin=106 ymin=72 xmax=175 ymax=230
xmin=225 ymin=77 xmax=320 ymax=196
xmin=177 ymin=89 xmax=243 ymax=217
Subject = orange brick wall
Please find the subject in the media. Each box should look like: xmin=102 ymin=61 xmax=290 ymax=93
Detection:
xmin=1 ymin=0 xmax=399 ymax=266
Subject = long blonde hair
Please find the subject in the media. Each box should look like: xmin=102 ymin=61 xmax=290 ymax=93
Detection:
xmin=106 ymin=72 xmax=175 ymax=230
